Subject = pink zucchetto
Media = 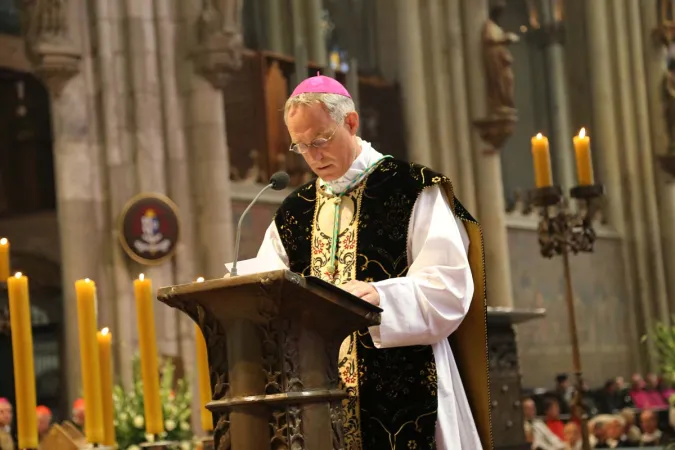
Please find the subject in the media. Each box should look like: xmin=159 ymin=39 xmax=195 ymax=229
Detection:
xmin=290 ymin=72 xmax=352 ymax=98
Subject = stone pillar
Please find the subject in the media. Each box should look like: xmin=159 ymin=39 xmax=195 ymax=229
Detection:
xmin=639 ymin=1 xmax=675 ymax=315
xmin=153 ymin=0 xmax=200 ymax=376
xmin=304 ymin=0 xmax=327 ymax=65
xmin=422 ymin=0 xmax=459 ymax=181
xmin=395 ymin=0 xmax=433 ymax=167
xmin=609 ymin=0 xmax=663 ymax=368
xmin=90 ymin=0 xmax=139 ymax=385
xmin=584 ymin=0 xmax=624 ymax=229
xmin=20 ymin=0 xmax=109 ymax=404
xmin=124 ymin=0 xmax=177 ymax=357
xmin=461 ymin=0 xmax=514 ymax=308
xmin=183 ymin=0 xmax=243 ymax=278
xmin=538 ymin=0 xmax=575 ymax=190
xmin=444 ymin=0 xmax=477 ymax=212
xmin=264 ymin=0 xmax=284 ymax=53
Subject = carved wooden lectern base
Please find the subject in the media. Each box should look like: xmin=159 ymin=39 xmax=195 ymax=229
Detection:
xmin=158 ymin=270 xmax=381 ymax=450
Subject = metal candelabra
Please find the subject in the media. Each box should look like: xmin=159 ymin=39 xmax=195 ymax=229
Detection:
xmin=529 ymin=183 xmax=604 ymax=450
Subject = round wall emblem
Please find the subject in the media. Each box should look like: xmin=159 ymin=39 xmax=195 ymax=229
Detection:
xmin=118 ymin=193 xmax=180 ymax=265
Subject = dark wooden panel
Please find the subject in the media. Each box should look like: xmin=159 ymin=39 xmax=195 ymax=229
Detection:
xmin=223 ymin=52 xmax=268 ymax=183
xmin=359 ymin=78 xmax=407 ymax=160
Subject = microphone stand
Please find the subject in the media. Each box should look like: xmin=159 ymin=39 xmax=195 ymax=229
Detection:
xmin=230 ymin=183 xmax=274 ymax=277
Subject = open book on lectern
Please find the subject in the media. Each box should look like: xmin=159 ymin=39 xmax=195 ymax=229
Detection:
xmin=224 ymin=257 xmax=370 ymax=304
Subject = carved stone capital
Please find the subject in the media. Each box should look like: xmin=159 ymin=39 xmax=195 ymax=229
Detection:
xmin=27 ymin=40 xmax=81 ymax=95
xmin=18 ymin=0 xmax=82 ymax=96
xmin=473 ymin=109 xmax=518 ymax=151
xmin=193 ymin=0 xmax=244 ymax=90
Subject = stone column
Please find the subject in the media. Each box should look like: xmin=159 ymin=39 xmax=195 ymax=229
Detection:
xmin=395 ymin=0 xmax=433 ymax=167
xmin=264 ymin=0 xmax=284 ymax=53
xmin=584 ymin=0 xmax=624 ymax=229
xmin=444 ymin=0 xmax=477 ymax=211
xmin=125 ymin=0 xmax=177 ymax=357
xmin=609 ymin=0 xmax=663 ymax=368
xmin=20 ymin=0 xmax=109 ymax=403
xmin=422 ymin=0 xmax=459 ymax=181
xmin=154 ymin=0 xmax=200 ymax=374
xmin=183 ymin=0 xmax=243 ymax=278
xmin=304 ymin=0 xmax=327 ymax=65
xmin=639 ymin=1 xmax=675 ymax=315
xmin=461 ymin=0 xmax=514 ymax=308
xmin=538 ymin=0 xmax=575 ymax=190
xmin=91 ymin=0 xmax=139 ymax=384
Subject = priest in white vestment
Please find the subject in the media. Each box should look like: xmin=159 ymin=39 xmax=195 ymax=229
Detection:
xmin=253 ymin=74 xmax=490 ymax=450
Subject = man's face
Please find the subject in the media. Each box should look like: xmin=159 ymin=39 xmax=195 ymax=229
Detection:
xmin=545 ymin=401 xmax=560 ymax=419
xmin=641 ymin=411 xmax=657 ymax=433
xmin=37 ymin=412 xmax=51 ymax=434
xmin=607 ymin=420 xmax=622 ymax=439
xmin=73 ymin=406 xmax=85 ymax=425
xmin=522 ymin=399 xmax=536 ymax=420
xmin=0 ymin=403 xmax=12 ymax=427
xmin=564 ymin=423 xmax=580 ymax=444
xmin=593 ymin=423 xmax=607 ymax=440
xmin=631 ymin=373 xmax=645 ymax=389
xmin=286 ymin=103 xmax=359 ymax=181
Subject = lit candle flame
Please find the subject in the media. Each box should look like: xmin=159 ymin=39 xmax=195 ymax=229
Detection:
xmin=196 ymin=277 xmax=205 ymax=283
xmin=536 ymin=132 xmax=543 ymax=139
xmin=14 ymin=272 xmax=21 ymax=278
xmin=139 ymin=273 xmax=145 ymax=281
xmin=579 ymin=127 xmax=586 ymax=139
xmin=0 ymin=238 xmax=7 ymax=245
xmin=101 ymin=327 xmax=109 ymax=335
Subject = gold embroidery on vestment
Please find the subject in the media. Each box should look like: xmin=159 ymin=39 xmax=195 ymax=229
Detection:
xmin=311 ymin=181 xmax=365 ymax=449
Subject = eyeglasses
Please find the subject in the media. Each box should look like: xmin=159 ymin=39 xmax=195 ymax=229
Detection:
xmin=289 ymin=125 xmax=339 ymax=155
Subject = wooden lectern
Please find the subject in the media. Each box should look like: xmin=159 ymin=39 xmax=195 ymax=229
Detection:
xmin=157 ymin=270 xmax=382 ymax=450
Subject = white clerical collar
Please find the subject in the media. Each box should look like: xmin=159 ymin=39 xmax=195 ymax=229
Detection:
xmin=320 ymin=139 xmax=384 ymax=194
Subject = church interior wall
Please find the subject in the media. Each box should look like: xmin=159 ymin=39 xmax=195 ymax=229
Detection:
xmin=0 ymin=0 xmax=666 ymax=413
xmin=508 ymin=227 xmax=635 ymax=388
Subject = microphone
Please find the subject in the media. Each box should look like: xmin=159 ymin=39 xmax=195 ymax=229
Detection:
xmin=230 ymin=172 xmax=290 ymax=277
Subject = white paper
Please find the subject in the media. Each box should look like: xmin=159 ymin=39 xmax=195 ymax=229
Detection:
xmin=223 ymin=257 xmax=282 ymax=276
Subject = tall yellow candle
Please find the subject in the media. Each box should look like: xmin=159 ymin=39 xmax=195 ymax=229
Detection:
xmin=98 ymin=328 xmax=116 ymax=447
xmin=573 ymin=127 xmax=594 ymax=186
xmin=75 ymin=278 xmax=104 ymax=444
xmin=133 ymin=274 xmax=164 ymax=435
xmin=0 ymin=238 xmax=9 ymax=281
xmin=7 ymin=273 xmax=38 ymax=449
xmin=194 ymin=277 xmax=213 ymax=432
xmin=531 ymin=133 xmax=553 ymax=187
xmin=196 ymin=325 xmax=213 ymax=432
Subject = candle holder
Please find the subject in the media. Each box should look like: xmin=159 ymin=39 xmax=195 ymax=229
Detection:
xmin=140 ymin=435 xmax=177 ymax=449
xmin=529 ymin=183 xmax=604 ymax=450
xmin=197 ymin=435 xmax=214 ymax=450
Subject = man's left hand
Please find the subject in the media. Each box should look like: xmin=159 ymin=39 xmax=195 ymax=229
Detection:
xmin=342 ymin=280 xmax=380 ymax=306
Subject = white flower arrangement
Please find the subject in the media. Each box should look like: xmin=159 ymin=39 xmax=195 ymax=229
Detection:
xmin=113 ymin=354 xmax=195 ymax=450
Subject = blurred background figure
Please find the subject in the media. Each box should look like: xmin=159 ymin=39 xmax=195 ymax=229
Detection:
xmin=35 ymin=405 xmax=51 ymax=443
xmin=639 ymin=409 xmax=664 ymax=446
xmin=71 ymin=398 xmax=84 ymax=432
xmin=0 ymin=399 xmax=13 ymax=450
xmin=562 ymin=422 xmax=580 ymax=450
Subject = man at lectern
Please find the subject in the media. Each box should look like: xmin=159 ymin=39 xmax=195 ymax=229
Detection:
xmin=257 ymin=74 xmax=490 ymax=450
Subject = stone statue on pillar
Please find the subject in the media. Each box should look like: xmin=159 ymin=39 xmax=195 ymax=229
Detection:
xmin=474 ymin=0 xmax=518 ymax=151
xmin=17 ymin=0 xmax=81 ymax=96
xmin=193 ymin=0 xmax=245 ymax=89
xmin=482 ymin=0 xmax=519 ymax=117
